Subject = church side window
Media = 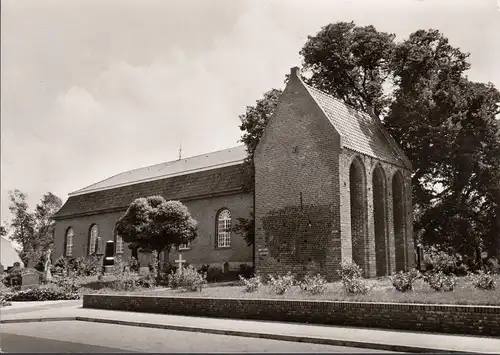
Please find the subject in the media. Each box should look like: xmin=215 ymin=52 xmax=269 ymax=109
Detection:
xmin=89 ymin=224 xmax=99 ymax=255
xmin=65 ymin=228 xmax=74 ymax=257
xmin=217 ymin=209 xmax=232 ymax=248
xmin=116 ymin=233 xmax=124 ymax=254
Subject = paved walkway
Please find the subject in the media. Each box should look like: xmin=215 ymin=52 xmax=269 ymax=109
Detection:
xmin=1 ymin=300 xmax=500 ymax=353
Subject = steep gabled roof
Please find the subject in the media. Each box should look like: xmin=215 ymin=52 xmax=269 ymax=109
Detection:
xmin=295 ymin=69 xmax=411 ymax=169
xmin=70 ymin=145 xmax=247 ymax=196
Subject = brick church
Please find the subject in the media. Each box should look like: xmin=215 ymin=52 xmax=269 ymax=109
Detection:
xmin=53 ymin=67 xmax=415 ymax=279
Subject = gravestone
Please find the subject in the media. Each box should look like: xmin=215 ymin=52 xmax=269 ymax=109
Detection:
xmin=19 ymin=269 xmax=40 ymax=290
xmin=416 ymin=244 xmax=426 ymax=271
xmin=9 ymin=266 xmax=40 ymax=290
xmin=223 ymin=261 xmax=229 ymax=274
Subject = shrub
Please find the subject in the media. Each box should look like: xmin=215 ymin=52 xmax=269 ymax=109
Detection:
xmin=337 ymin=261 xmax=369 ymax=295
xmin=136 ymin=273 xmax=156 ymax=289
xmin=239 ymin=275 xmax=262 ymax=293
xmin=181 ymin=266 xmax=207 ymax=292
xmin=424 ymin=271 xmax=457 ymax=292
xmin=0 ymin=294 xmax=12 ymax=307
xmin=167 ymin=271 xmax=183 ymax=290
xmin=52 ymin=256 xmax=72 ymax=276
xmin=238 ymin=264 xmax=254 ymax=279
xmin=299 ymin=274 xmax=328 ymax=295
xmin=391 ymin=269 xmax=421 ymax=292
xmin=110 ymin=256 xmax=139 ymax=291
xmin=54 ymin=276 xmax=83 ymax=294
xmin=3 ymin=286 xmax=80 ymax=302
xmin=468 ymin=270 xmax=496 ymax=290
xmin=72 ymin=256 xmax=101 ymax=277
xmin=167 ymin=266 xmax=207 ymax=292
xmin=129 ymin=257 xmax=139 ymax=273
xmin=268 ymin=272 xmax=295 ymax=295
xmin=485 ymin=257 xmax=500 ymax=275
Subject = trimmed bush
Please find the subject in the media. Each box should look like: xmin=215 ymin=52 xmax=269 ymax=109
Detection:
xmin=239 ymin=275 xmax=262 ymax=293
xmin=469 ymin=271 xmax=496 ymax=290
xmin=391 ymin=269 xmax=421 ymax=292
xmin=299 ymin=274 xmax=328 ymax=295
xmin=424 ymin=271 xmax=457 ymax=292
xmin=268 ymin=272 xmax=295 ymax=295
xmin=337 ymin=261 xmax=369 ymax=295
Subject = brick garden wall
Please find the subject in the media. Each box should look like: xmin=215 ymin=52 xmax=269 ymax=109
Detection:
xmin=83 ymin=294 xmax=500 ymax=337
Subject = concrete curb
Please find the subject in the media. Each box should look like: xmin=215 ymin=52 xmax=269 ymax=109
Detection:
xmin=1 ymin=317 xmax=77 ymax=324
xmin=0 ymin=316 xmax=471 ymax=353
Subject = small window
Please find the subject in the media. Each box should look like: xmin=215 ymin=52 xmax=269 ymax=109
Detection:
xmin=217 ymin=209 xmax=231 ymax=248
xmin=65 ymin=228 xmax=74 ymax=257
xmin=89 ymin=224 xmax=99 ymax=255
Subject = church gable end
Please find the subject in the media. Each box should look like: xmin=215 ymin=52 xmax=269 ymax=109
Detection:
xmin=254 ymin=67 xmax=343 ymax=281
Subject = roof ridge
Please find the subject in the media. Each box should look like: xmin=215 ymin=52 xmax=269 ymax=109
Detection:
xmin=71 ymin=145 xmax=246 ymax=195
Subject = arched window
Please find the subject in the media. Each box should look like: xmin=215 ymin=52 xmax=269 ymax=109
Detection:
xmin=217 ymin=209 xmax=232 ymax=248
xmin=89 ymin=224 xmax=99 ymax=255
xmin=65 ymin=228 xmax=74 ymax=257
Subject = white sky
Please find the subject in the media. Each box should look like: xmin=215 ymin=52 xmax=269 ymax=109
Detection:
xmin=1 ymin=0 xmax=499 ymax=225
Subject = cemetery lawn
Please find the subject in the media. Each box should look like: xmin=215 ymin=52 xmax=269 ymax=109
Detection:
xmin=119 ymin=276 xmax=500 ymax=306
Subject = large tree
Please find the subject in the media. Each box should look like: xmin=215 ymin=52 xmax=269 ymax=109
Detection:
xmin=8 ymin=190 xmax=36 ymax=266
xmin=34 ymin=192 xmax=63 ymax=260
xmin=385 ymin=30 xmax=500 ymax=258
xmin=7 ymin=190 xmax=63 ymax=266
xmin=300 ymin=21 xmax=396 ymax=117
xmin=238 ymin=22 xmax=500 ymax=260
xmin=116 ymin=196 xmax=197 ymax=278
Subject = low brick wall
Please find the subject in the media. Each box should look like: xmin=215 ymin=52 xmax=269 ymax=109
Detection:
xmin=83 ymin=294 xmax=500 ymax=337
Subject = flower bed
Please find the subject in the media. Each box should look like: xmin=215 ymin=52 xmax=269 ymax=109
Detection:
xmin=140 ymin=275 xmax=500 ymax=305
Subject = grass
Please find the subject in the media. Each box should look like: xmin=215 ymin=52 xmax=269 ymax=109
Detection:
xmin=129 ymin=275 xmax=500 ymax=306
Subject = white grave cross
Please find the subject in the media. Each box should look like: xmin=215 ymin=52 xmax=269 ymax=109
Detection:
xmin=175 ymin=254 xmax=186 ymax=274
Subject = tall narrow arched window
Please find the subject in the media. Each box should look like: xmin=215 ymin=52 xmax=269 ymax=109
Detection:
xmin=65 ymin=228 xmax=74 ymax=257
xmin=217 ymin=209 xmax=232 ymax=248
xmin=89 ymin=224 xmax=99 ymax=255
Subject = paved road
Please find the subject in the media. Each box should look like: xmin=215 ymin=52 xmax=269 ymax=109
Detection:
xmin=0 ymin=321 xmax=395 ymax=353
xmin=1 ymin=333 xmax=134 ymax=353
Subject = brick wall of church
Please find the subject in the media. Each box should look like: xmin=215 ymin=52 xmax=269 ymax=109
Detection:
xmin=253 ymin=72 xmax=343 ymax=281
xmin=166 ymin=193 xmax=253 ymax=270
xmin=54 ymin=192 xmax=253 ymax=270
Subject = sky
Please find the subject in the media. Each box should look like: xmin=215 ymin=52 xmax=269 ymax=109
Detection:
xmin=1 ymin=0 xmax=500 ymax=227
